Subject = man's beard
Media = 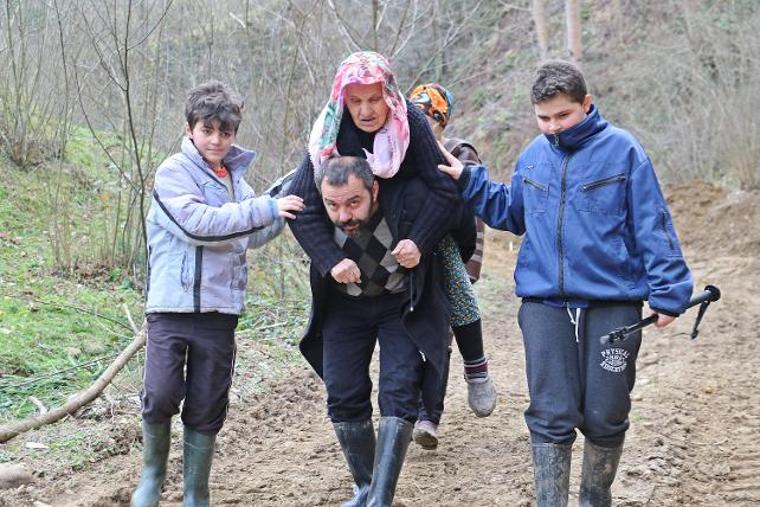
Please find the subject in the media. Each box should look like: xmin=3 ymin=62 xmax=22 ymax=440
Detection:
xmin=337 ymin=219 xmax=367 ymax=236
xmin=337 ymin=194 xmax=376 ymax=236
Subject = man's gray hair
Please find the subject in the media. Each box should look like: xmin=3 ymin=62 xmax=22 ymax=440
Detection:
xmin=315 ymin=156 xmax=374 ymax=192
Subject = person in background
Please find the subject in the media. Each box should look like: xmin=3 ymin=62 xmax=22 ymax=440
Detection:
xmin=408 ymin=83 xmax=496 ymax=451
xmin=131 ymin=81 xmax=303 ymax=507
xmin=438 ymin=61 xmax=693 ymax=506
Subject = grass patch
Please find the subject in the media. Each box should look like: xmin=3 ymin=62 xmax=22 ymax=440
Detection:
xmin=0 ymin=147 xmax=144 ymax=422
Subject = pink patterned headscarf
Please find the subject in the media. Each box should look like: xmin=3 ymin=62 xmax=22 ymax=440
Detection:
xmin=309 ymin=51 xmax=410 ymax=180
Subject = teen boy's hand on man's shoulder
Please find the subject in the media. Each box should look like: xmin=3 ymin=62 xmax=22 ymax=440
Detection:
xmin=276 ymin=194 xmax=304 ymax=219
xmin=436 ymin=141 xmax=465 ymax=181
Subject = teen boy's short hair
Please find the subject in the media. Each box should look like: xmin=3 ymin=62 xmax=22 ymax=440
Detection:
xmin=185 ymin=81 xmax=243 ymax=133
xmin=531 ymin=60 xmax=588 ymax=105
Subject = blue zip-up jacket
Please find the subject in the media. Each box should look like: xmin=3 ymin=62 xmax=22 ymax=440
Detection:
xmin=145 ymin=138 xmax=285 ymax=315
xmin=460 ymin=105 xmax=693 ymax=315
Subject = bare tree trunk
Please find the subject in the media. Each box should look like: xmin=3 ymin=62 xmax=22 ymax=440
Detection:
xmin=532 ymin=0 xmax=548 ymax=59
xmin=611 ymin=0 xmax=622 ymax=45
xmin=372 ymin=0 xmax=380 ymax=52
xmin=565 ymin=0 xmax=582 ymax=64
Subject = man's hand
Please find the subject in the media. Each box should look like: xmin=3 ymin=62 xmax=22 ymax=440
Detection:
xmin=437 ymin=141 xmax=465 ymax=181
xmin=276 ymin=195 xmax=305 ymax=219
xmin=652 ymin=312 xmax=676 ymax=329
xmin=331 ymin=258 xmax=361 ymax=284
xmin=392 ymin=239 xmax=421 ymax=268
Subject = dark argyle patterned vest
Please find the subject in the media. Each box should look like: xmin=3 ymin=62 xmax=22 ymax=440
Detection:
xmin=332 ymin=209 xmax=407 ymax=297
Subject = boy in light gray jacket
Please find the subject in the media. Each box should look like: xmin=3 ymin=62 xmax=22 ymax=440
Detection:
xmin=132 ymin=81 xmax=303 ymax=507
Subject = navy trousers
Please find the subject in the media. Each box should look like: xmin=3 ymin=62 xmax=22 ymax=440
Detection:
xmin=321 ymin=288 xmax=425 ymax=423
xmin=518 ymin=301 xmax=642 ymax=448
xmin=142 ymin=312 xmax=238 ymax=434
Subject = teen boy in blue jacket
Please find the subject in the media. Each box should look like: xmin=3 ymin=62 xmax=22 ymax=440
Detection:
xmin=438 ymin=60 xmax=693 ymax=506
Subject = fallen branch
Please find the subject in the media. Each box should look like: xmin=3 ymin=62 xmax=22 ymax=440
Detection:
xmin=0 ymin=323 xmax=146 ymax=444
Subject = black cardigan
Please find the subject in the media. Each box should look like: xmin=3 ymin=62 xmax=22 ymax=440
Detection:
xmin=288 ymin=101 xmax=462 ymax=276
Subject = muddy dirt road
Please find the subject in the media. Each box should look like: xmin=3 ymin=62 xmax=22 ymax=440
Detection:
xmin=2 ymin=181 xmax=759 ymax=506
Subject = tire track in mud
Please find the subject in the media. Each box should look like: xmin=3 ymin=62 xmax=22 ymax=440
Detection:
xmin=615 ymin=256 xmax=760 ymax=507
xmin=667 ymin=257 xmax=760 ymax=507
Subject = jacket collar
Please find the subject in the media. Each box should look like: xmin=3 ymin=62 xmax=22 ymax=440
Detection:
xmin=544 ymin=104 xmax=608 ymax=152
xmin=180 ymin=137 xmax=257 ymax=180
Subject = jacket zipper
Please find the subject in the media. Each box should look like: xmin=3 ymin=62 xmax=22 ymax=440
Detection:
xmin=661 ymin=210 xmax=674 ymax=250
xmin=556 ymin=154 xmax=572 ymax=297
xmin=523 ymin=177 xmax=547 ymax=192
xmin=582 ymin=174 xmax=626 ymax=191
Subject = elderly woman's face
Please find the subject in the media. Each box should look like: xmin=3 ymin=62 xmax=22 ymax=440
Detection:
xmin=344 ymin=82 xmax=389 ymax=133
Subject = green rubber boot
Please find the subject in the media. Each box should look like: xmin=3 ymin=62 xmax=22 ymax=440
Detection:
xmin=333 ymin=419 xmax=376 ymax=507
xmin=532 ymin=442 xmax=572 ymax=507
xmin=182 ymin=428 xmax=216 ymax=507
xmin=579 ymin=439 xmax=623 ymax=507
xmin=131 ymin=421 xmax=171 ymax=507
xmin=366 ymin=417 xmax=413 ymax=507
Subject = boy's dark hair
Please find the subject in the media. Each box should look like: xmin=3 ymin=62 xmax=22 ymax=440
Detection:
xmin=185 ymin=80 xmax=243 ymax=133
xmin=316 ymin=156 xmax=374 ymax=193
xmin=531 ymin=60 xmax=588 ymax=105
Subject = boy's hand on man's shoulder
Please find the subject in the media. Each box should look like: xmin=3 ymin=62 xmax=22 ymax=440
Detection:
xmin=437 ymin=141 xmax=464 ymax=181
xmin=276 ymin=194 xmax=305 ymax=219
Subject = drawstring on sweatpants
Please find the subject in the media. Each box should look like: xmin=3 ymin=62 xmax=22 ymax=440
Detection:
xmin=566 ymin=307 xmax=581 ymax=343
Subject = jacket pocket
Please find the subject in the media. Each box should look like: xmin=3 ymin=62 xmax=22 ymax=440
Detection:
xmin=522 ymin=176 xmax=548 ymax=214
xmin=180 ymin=250 xmax=192 ymax=292
xmin=574 ymin=173 xmax=627 ymax=215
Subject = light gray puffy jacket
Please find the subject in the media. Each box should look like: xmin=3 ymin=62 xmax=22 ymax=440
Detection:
xmin=145 ymin=138 xmax=284 ymax=315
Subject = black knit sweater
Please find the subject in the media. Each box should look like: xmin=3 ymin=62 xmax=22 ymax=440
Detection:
xmin=288 ymin=101 xmax=461 ymax=277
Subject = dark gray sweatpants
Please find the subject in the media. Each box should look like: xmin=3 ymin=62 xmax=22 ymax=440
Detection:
xmin=518 ymin=301 xmax=642 ymax=448
xmin=142 ymin=312 xmax=238 ymax=435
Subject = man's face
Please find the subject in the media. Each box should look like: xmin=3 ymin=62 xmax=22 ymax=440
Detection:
xmin=185 ymin=119 xmax=235 ymax=169
xmin=534 ymin=93 xmax=592 ymax=136
xmin=344 ymin=82 xmax=389 ymax=134
xmin=321 ymin=174 xmax=379 ymax=237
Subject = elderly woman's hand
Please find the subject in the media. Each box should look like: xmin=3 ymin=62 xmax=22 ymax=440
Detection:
xmin=392 ymin=239 xmax=421 ymax=268
xmin=436 ymin=141 xmax=464 ymax=181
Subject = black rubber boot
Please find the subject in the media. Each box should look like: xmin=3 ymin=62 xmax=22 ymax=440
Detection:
xmin=333 ymin=419 xmax=376 ymax=507
xmin=131 ymin=420 xmax=171 ymax=507
xmin=182 ymin=428 xmax=216 ymax=507
xmin=579 ymin=439 xmax=623 ymax=507
xmin=366 ymin=417 xmax=413 ymax=507
xmin=531 ymin=443 xmax=572 ymax=507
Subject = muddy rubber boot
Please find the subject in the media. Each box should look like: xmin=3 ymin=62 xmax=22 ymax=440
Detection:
xmin=333 ymin=419 xmax=376 ymax=507
xmin=366 ymin=417 xmax=413 ymax=507
xmin=182 ymin=428 xmax=216 ymax=507
xmin=131 ymin=421 xmax=171 ymax=507
xmin=532 ymin=443 xmax=572 ymax=507
xmin=579 ymin=439 xmax=623 ymax=507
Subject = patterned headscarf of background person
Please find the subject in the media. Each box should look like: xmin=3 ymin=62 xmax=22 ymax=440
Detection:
xmin=408 ymin=83 xmax=454 ymax=128
xmin=309 ymin=51 xmax=410 ymax=180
